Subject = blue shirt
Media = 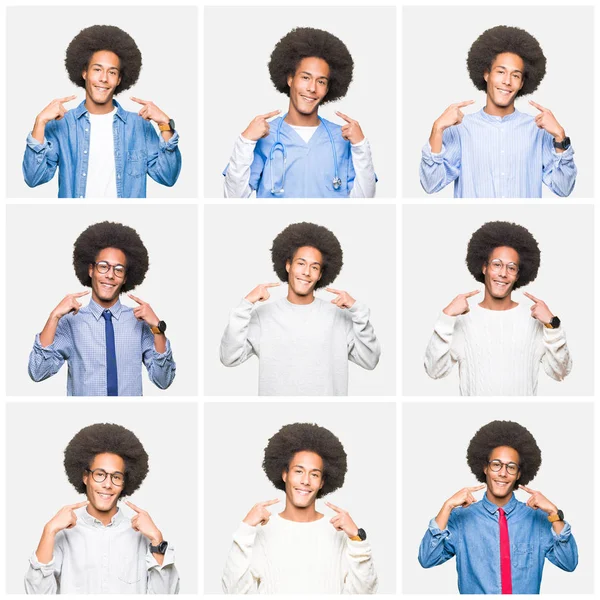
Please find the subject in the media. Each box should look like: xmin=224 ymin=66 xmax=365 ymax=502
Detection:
xmin=420 ymin=108 xmax=576 ymax=198
xmin=246 ymin=117 xmax=356 ymax=198
xmin=28 ymin=298 xmax=176 ymax=396
xmin=22 ymin=100 xmax=181 ymax=198
xmin=418 ymin=493 xmax=578 ymax=594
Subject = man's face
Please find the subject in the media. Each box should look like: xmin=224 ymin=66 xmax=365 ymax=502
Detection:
xmin=282 ymin=450 xmax=325 ymax=508
xmin=82 ymin=50 xmax=122 ymax=106
xmin=83 ymin=452 xmax=125 ymax=515
xmin=285 ymin=246 xmax=323 ymax=297
xmin=88 ymin=247 xmax=127 ymax=307
xmin=484 ymin=445 xmax=521 ymax=502
xmin=482 ymin=246 xmax=520 ymax=300
xmin=287 ymin=56 xmax=330 ymax=117
xmin=483 ymin=52 xmax=525 ymax=110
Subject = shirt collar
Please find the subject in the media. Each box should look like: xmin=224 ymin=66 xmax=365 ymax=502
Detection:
xmin=482 ymin=491 xmax=518 ymax=516
xmin=79 ymin=506 xmax=126 ymax=528
xmin=74 ymin=99 xmax=127 ymax=122
xmin=478 ymin=107 xmax=521 ymax=124
xmin=87 ymin=297 xmax=124 ymax=321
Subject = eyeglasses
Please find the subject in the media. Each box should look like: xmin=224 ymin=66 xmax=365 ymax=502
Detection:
xmin=85 ymin=468 xmax=125 ymax=486
xmin=488 ymin=460 xmax=520 ymax=476
xmin=487 ymin=259 xmax=519 ymax=276
xmin=94 ymin=261 xmax=126 ymax=278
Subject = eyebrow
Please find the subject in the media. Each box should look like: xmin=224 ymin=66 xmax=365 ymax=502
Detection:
xmin=495 ymin=65 xmax=523 ymax=74
xmin=291 ymin=463 xmax=323 ymax=473
xmin=90 ymin=63 xmax=120 ymax=71
xmin=299 ymin=71 xmax=329 ymax=80
xmin=294 ymin=256 xmax=322 ymax=266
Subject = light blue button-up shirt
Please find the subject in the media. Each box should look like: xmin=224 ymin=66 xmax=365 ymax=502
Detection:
xmin=23 ymin=100 xmax=181 ymax=198
xmin=28 ymin=298 xmax=176 ymax=396
xmin=418 ymin=493 xmax=578 ymax=594
xmin=420 ymin=108 xmax=576 ymax=198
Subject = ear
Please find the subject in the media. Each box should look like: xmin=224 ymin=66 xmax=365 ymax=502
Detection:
xmin=83 ymin=470 xmax=89 ymax=486
xmin=88 ymin=263 xmax=94 ymax=278
xmin=482 ymin=263 xmax=487 ymax=276
xmin=82 ymin=69 xmax=88 ymax=82
xmin=286 ymin=260 xmax=291 ymax=275
xmin=483 ymin=70 xmax=489 ymax=83
xmin=287 ymin=73 xmax=293 ymax=88
xmin=282 ymin=468 xmax=288 ymax=483
xmin=318 ymin=477 xmax=325 ymax=491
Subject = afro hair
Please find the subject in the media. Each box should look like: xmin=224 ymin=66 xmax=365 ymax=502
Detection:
xmin=263 ymin=423 xmax=347 ymax=498
xmin=467 ymin=25 xmax=546 ymax=96
xmin=64 ymin=423 xmax=149 ymax=496
xmin=268 ymin=27 xmax=354 ymax=104
xmin=467 ymin=420 xmax=541 ymax=486
xmin=466 ymin=221 xmax=540 ymax=289
xmin=65 ymin=25 xmax=142 ymax=94
xmin=271 ymin=222 xmax=343 ymax=289
xmin=73 ymin=221 xmax=149 ymax=293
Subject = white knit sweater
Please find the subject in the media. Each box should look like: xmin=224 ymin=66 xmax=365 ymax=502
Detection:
xmin=222 ymin=515 xmax=378 ymax=594
xmin=424 ymin=302 xmax=572 ymax=395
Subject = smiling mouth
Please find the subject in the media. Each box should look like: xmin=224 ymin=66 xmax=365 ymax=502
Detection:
xmin=496 ymin=88 xmax=512 ymax=95
xmin=296 ymin=278 xmax=311 ymax=285
xmin=492 ymin=280 xmax=509 ymax=287
xmin=300 ymin=95 xmax=318 ymax=102
xmin=96 ymin=491 xmax=115 ymax=499
xmin=294 ymin=488 xmax=312 ymax=496
xmin=94 ymin=86 xmax=110 ymax=93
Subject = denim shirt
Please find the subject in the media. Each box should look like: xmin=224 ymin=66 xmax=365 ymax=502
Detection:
xmin=23 ymin=100 xmax=181 ymax=198
xmin=418 ymin=493 xmax=578 ymax=594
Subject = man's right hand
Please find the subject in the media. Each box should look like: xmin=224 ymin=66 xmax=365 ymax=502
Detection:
xmin=245 ymin=283 xmax=280 ymax=304
xmin=35 ymin=96 xmax=78 ymax=127
xmin=442 ymin=290 xmax=480 ymax=317
xmin=241 ymin=110 xmax=281 ymax=141
xmin=50 ymin=291 xmax=90 ymax=320
xmin=45 ymin=501 xmax=89 ymax=535
xmin=433 ymin=100 xmax=475 ymax=133
xmin=243 ymin=499 xmax=279 ymax=527
xmin=444 ymin=485 xmax=487 ymax=510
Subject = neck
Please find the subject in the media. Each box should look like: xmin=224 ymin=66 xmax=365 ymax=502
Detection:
xmin=86 ymin=503 xmax=118 ymax=525
xmin=85 ymin=95 xmax=115 ymax=115
xmin=479 ymin=290 xmax=517 ymax=311
xmin=486 ymin=490 xmax=513 ymax=508
xmin=285 ymin=102 xmax=320 ymax=127
xmin=280 ymin=500 xmax=322 ymax=522
xmin=92 ymin=293 xmax=120 ymax=309
xmin=287 ymin=289 xmax=315 ymax=305
xmin=483 ymin=99 xmax=516 ymax=118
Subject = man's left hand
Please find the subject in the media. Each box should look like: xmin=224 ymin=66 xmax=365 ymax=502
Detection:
xmin=125 ymin=500 xmax=163 ymax=544
xmin=128 ymin=293 xmax=160 ymax=327
xmin=336 ymin=111 xmax=365 ymax=144
xmin=131 ymin=97 xmax=171 ymax=127
xmin=529 ymin=101 xmax=566 ymax=142
xmin=325 ymin=501 xmax=359 ymax=538
xmin=325 ymin=287 xmax=356 ymax=309
xmin=519 ymin=485 xmax=558 ymax=515
xmin=523 ymin=292 xmax=554 ymax=325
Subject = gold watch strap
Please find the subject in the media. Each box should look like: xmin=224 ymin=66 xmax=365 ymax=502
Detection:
xmin=158 ymin=122 xmax=172 ymax=132
xmin=547 ymin=513 xmax=561 ymax=523
xmin=349 ymin=535 xmax=362 ymax=541
xmin=150 ymin=325 xmax=161 ymax=334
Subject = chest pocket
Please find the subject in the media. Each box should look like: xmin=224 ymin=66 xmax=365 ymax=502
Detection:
xmin=511 ymin=542 xmax=533 ymax=569
xmin=126 ymin=151 xmax=147 ymax=178
xmin=117 ymin=552 xmax=143 ymax=584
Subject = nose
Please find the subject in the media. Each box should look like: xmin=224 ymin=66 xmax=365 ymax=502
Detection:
xmin=301 ymin=472 xmax=310 ymax=485
xmin=99 ymin=70 xmax=108 ymax=82
xmin=106 ymin=267 xmax=115 ymax=279
xmin=101 ymin=476 xmax=114 ymax=489
xmin=306 ymin=78 xmax=316 ymax=92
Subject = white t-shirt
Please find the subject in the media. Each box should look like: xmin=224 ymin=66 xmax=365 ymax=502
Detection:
xmin=86 ymin=108 xmax=117 ymax=198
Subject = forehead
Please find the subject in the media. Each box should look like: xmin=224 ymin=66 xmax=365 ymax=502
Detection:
xmin=488 ymin=246 xmax=519 ymax=263
xmin=290 ymin=450 xmax=324 ymax=471
xmin=89 ymin=452 xmax=125 ymax=471
xmin=95 ymin=247 xmax=127 ymax=265
xmin=88 ymin=50 xmax=121 ymax=70
xmin=294 ymin=56 xmax=330 ymax=79
xmin=488 ymin=445 xmax=520 ymax=463
xmin=490 ymin=52 xmax=524 ymax=72
xmin=292 ymin=246 xmax=323 ymax=264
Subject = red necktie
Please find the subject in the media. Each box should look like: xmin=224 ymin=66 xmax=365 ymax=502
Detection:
xmin=498 ymin=508 xmax=512 ymax=594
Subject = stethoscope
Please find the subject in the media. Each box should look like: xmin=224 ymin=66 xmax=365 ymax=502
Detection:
xmin=269 ymin=113 xmax=342 ymax=194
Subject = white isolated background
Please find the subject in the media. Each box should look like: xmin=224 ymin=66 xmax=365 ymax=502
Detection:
xmin=203 ymin=5 xmax=397 ymax=198
xmin=6 ymin=6 xmax=198 ymax=198
xmin=6 ymin=204 xmax=198 ymax=396
xmin=402 ymin=204 xmax=594 ymax=397
xmin=204 ymin=204 xmax=396 ymax=396
xmin=402 ymin=5 xmax=594 ymax=198
xmin=204 ymin=401 xmax=396 ymax=594
xmin=6 ymin=401 xmax=198 ymax=594
xmin=402 ymin=402 xmax=594 ymax=594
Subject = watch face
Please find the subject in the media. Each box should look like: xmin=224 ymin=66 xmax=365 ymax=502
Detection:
xmin=557 ymin=509 xmax=564 ymax=521
xmin=169 ymin=118 xmax=176 ymax=131
xmin=158 ymin=320 xmax=167 ymax=333
xmin=357 ymin=528 xmax=367 ymax=541
xmin=550 ymin=316 xmax=561 ymax=328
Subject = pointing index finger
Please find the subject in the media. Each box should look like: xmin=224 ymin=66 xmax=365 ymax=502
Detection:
xmin=464 ymin=290 xmax=480 ymax=298
xmin=127 ymin=293 xmax=144 ymax=305
xmin=264 ymin=282 xmax=281 ymax=288
xmin=522 ymin=292 xmax=539 ymax=303
xmin=455 ymin=100 xmax=475 ymax=108
xmin=335 ymin=111 xmax=353 ymax=123
xmin=325 ymin=287 xmax=342 ymax=295
xmin=125 ymin=500 xmax=142 ymax=513
xmin=261 ymin=109 xmax=281 ymax=119
xmin=529 ymin=100 xmax=546 ymax=112
xmin=261 ymin=498 xmax=280 ymax=506
xmin=519 ymin=484 xmax=534 ymax=494
xmin=59 ymin=95 xmax=78 ymax=103
xmin=69 ymin=500 xmax=90 ymax=509
xmin=130 ymin=96 xmax=149 ymax=105
xmin=325 ymin=501 xmax=342 ymax=513
xmin=468 ymin=484 xmax=486 ymax=492
xmin=73 ymin=291 xmax=90 ymax=298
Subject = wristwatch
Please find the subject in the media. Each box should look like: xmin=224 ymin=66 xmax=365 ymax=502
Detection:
xmin=553 ymin=136 xmax=571 ymax=150
xmin=149 ymin=540 xmax=169 ymax=554
xmin=548 ymin=509 xmax=564 ymax=523
xmin=150 ymin=320 xmax=167 ymax=335
xmin=349 ymin=528 xmax=367 ymax=541
xmin=544 ymin=316 xmax=561 ymax=329
xmin=158 ymin=118 xmax=176 ymax=132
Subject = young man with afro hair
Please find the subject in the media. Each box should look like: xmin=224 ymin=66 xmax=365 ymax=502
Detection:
xmin=23 ymin=25 xmax=181 ymax=198
xmin=220 ymin=222 xmax=380 ymax=395
xmin=418 ymin=420 xmax=578 ymax=593
xmin=28 ymin=221 xmax=175 ymax=395
xmin=222 ymin=422 xmax=377 ymax=594
xmin=223 ymin=27 xmax=377 ymax=198
xmin=424 ymin=221 xmax=571 ymax=395
xmin=420 ymin=25 xmax=576 ymax=198
xmin=25 ymin=423 xmax=179 ymax=594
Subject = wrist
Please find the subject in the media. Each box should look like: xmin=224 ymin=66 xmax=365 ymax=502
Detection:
xmin=43 ymin=523 xmax=59 ymax=537
xmin=149 ymin=531 xmax=163 ymax=545
xmin=35 ymin=116 xmax=49 ymax=128
xmin=554 ymin=128 xmax=566 ymax=142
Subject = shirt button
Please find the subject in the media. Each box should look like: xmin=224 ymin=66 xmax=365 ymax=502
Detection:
xmin=83 ymin=173 xmax=86 ymax=177
xmin=501 ymin=172 xmax=505 ymax=176
xmin=84 ymin=150 xmax=87 ymax=154
xmin=85 ymin=128 xmax=89 ymax=132
xmin=117 ymin=174 xmax=121 ymax=179
xmin=79 ymin=196 xmax=83 ymax=198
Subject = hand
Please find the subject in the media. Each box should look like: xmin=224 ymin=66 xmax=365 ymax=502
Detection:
xmin=519 ymin=485 xmax=558 ymax=515
xmin=444 ymin=485 xmax=486 ymax=510
xmin=325 ymin=287 xmax=355 ymax=309
xmin=242 ymin=110 xmax=281 ymax=141
xmin=127 ymin=294 xmax=160 ymax=327
xmin=50 ymin=291 xmax=90 ymax=320
xmin=245 ymin=282 xmax=280 ymax=304
xmin=529 ymin=101 xmax=566 ymax=141
xmin=36 ymin=95 xmax=78 ymax=125
xmin=325 ymin=501 xmax=359 ymax=538
xmin=523 ymin=292 xmax=554 ymax=325
xmin=442 ymin=290 xmax=480 ymax=317
xmin=125 ymin=500 xmax=163 ymax=544
xmin=130 ymin=97 xmax=171 ymax=126
xmin=335 ymin=111 xmax=365 ymax=144
xmin=45 ymin=501 xmax=89 ymax=534
xmin=433 ymin=100 xmax=475 ymax=132
xmin=243 ymin=499 xmax=279 ymax=527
